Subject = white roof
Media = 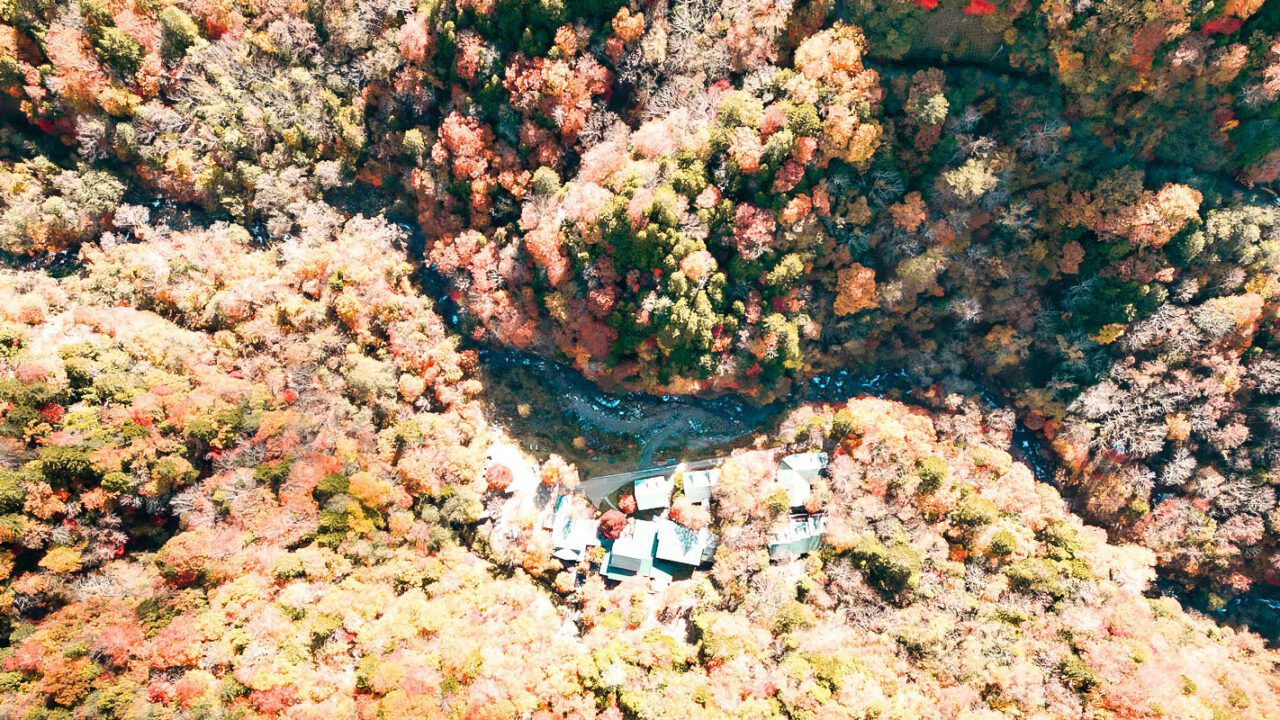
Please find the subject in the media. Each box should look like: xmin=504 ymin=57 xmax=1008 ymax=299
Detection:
xmin=612 ymin=519 xmax=659 ymax=561
xmin=683 ymin=469 xmax=719 ymax=502
xmin=654 ymin=519 xmax=717 ymax=566
xmin=633 ymin=475 xmax=674 ymax=510
xmin=777 ymin=452 xmax=827 ymax=508
xmin=551 ymin=505 xmax=599 ymax=562
xmin=768 ymin=514 xmax=828 ymax=545
xmin=781 ymin=452 xmax=828 ymax=474
xmin=684 ymin=468 xmax=720 ymax=489
xmin=767 ymin=515 xmax=828 ymax=559
xmin=776 ymin=469 xmax=810 ymax=508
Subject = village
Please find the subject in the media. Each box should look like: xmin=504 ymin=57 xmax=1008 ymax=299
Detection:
xmin=481 ymin=442 xmax=831 ymax=591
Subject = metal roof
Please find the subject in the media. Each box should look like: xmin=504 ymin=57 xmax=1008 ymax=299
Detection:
xmin=776 ymin=452 xmax=828 ymax=508
xmin=633 ymin=475 xmax=675 ymax=510
xmin=608 ymin=519 xmax=659 ymax=569
xmin=551 ymin=505 xmax=600 ymax=562
xmin=682 ymin=468 xmax=720 ymax=503
xmin=768 ymin=514 xmax=828 ymax=559
xmin=654 ymin=518 xmax=717 ymax=566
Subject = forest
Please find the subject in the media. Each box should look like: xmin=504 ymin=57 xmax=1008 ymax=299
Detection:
xmin=1 ymin=0 xmax=1279 ymax=717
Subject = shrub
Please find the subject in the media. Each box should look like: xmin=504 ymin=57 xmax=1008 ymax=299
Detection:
xmin=831 ymin=409 xmax=857 ymax=440
xmin=151 ymin=455 xmax=198 ymax=488
xmin=848 ymin=536 xmax=922 ymax=600
xmin=530 ymin=166 xmax=561 ymax=195
xmin=914 ymin=456 xmax=948 ymax=493
xmin=949 ymin=493 xmax=1000 ymax=527
xmin=39 ymin=446 xmax=96 ymax=483
xmin=92 ymin=27 xmax=144 ymax=76
xmin=617 ymin=494 xmax=637 ymax=514
xmin=772 ymin=600 xmax=816 ymax=634
xmin=0 ymin=470 xmax=26 ymax=512
xmin=1005 ymin=558 xmax=1068 ymax=599
xmin=39 ymin=547 xmax=84 ymax=574
xmin=101 ymin=471 xmax=136 ymax=493
xmin=1059 ymin=654 xmax=1100 ymax=694
xmin=255 ymin=459 xmax=295 ymax=492
xmin=272 ymin=555 xmax=306 ymax=580
xmin=485 ymin=464 xmax=514 ymax=492
xmin=765 ymin=487 xmax=791 ymax=516
xmin=1037 ymin=521 xmax=1082 ymax=559
xmin=314 ymin=472 xmax=349 ymax=498
xmin=598 ymin=509 xmax=626 ymax=540
xmin=159 ymin=7 xmax=203 ymax=58
xmin=988 ymin=530 xmax=1017 ymax=557
xmin=440 ymin=486 xmax=484 ymax=525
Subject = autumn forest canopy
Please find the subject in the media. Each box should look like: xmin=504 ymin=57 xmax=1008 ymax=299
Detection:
xmin=1 ymin=0 xmax=1280 ymax=717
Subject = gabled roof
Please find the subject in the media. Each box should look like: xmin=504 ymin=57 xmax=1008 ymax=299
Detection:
xmin=610 ymin=519 xmax=659 ymax=562
xmin=780 ymin=451 xmax=828 ymax=474
xmin=633 ymin=475 xmax=675 ymax=511
xmin=768 ymin=514 xmax=828 ymax=559
xmin=601 ymin=518 xmax=661 ymax=580
xmin=654 ymin=518 xmax=717 ymax=566
xmin=601 ymin=553 xmax=688 ymax=590
xmin=601 ymin=549 xmax=652 ymax=580
xmin=776 ymin=452 xmax=828 ymax=508
xmin=551 ymin=504 xmax=599 ymax=562
xmin=682 ymin=468 xmax=720 ymax=503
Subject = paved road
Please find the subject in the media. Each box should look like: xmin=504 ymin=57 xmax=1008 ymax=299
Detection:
xmin=577 ymin=455 xmax=728 ymax=505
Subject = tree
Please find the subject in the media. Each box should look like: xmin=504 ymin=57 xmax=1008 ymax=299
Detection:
xmin=617 ymin=494 xmax=637 ymax=514
xmin=486 ymin=465 xmax=514 ymax=493
xmin=833 ymin=264 xmax=878 ymax=316
xmin=598 ymin=509 xmax=627 ymax=540
xmin=669 ymin=497 xmax=711 ymax=530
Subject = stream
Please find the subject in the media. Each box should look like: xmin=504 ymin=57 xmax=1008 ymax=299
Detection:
xmin=412 ymin=221 xmax=1054 ymax=476
xmin=471 ymin=338 xmax=1279 ymax=644
xmin=417 ymin=255 xmax=1274 ymax=644
xmin=8 ymin=175 xmax=1270 ymax=643
xmin=482 ymin=346 xmax=1054 ymax=481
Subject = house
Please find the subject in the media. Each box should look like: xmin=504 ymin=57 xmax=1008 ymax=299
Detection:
xmin=654 ymin=518 xmax=717 ymax=566
xmin=550 ymin=503 xmax=599 ymax=563
xmin=602 ymin=518 xmax=659 ymax=579
xmin=533 ymin=482 xmax=568 ymax=530
xmin=682 ymin=468 xmax=720 ymax=504
xmin=776 ymin=452 xmax=828 ymax=508
xmin=768 ymin=514 xmax=828 ymax=560
xmin=633 ymin=475 xmax=675 ymax=511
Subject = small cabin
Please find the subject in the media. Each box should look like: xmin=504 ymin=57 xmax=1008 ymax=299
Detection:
xmin=633 ymin=475 xmax=675 ymax=511
xmin=550 ymin=504 xmax=600 ymax=563
xmin=602 ymin=519 xmax=659 ymax=580
xmin=776 ymin=452 xmax=828 ymax=509
xmin=654 ymin=518 xmax=717 ymax=566
xmin=768 ymin=514 xmax=828 ymax=560
xmin=682 ymin=468 xmax=720 ymax=505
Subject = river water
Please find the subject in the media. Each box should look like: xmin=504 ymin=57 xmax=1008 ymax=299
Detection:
xmin=417 ymin=257 xmax=1276 ymax=644
xmin=479 ymin=346 xmax=1054 ymax=478
xmin=11 ymin=192 xmax=1269 ymax=642
xmin=472 ymin=337 xmax=1280 ymax=643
